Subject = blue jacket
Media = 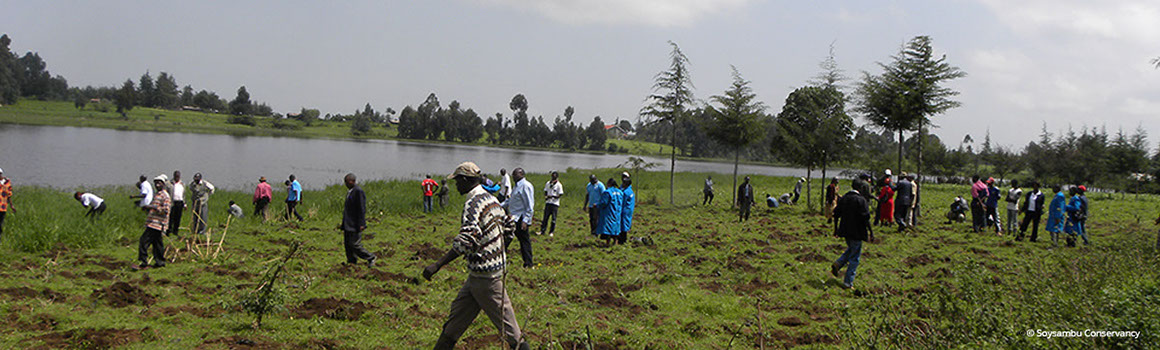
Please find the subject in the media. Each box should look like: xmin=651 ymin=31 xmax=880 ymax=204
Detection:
xmin=985 ymin=185 xmax=1001 ymax=208
xmin=598 ymin=187 xmax=623 ymax=237
xmin=1046 ymin=191 xmax=1066 ymax=232
xmin=620 ymin=185 xmax=635 ymax=233
xmin=587 ymin=181 xmax=606 ymax=208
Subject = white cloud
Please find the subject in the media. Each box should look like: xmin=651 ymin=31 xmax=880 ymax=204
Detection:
xmin=474 ymin=0 xmax=755 ymax=27
xmin=977 ymin=0 xmax=1160 ymax=42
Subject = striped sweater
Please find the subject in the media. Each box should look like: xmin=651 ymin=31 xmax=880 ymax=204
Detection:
xmin=451 ymin=185 xmax=513 ymax=278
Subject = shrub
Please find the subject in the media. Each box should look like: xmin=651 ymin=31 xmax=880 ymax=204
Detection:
xmin=227 ymin=115 xmax=255 ymax=126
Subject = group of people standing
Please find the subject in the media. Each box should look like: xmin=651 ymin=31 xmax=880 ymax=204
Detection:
xmin=963 ymin=176 xmax=1092 ymax=248
xmin=585 ymin=173 xmax=636 ymax=245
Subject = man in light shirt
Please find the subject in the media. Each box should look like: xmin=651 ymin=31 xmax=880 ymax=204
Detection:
xmin=539 ymin=171 xmax=563 ymax=237
xmin=129 ymin=175 xmax=153 ymax=208
xmin=502 ymin=168 xmax=534 ymax=268
xmin=75 ymin=191 xmax=107 ymax=219
xmin=286 ymin=174 xmax=304 ymax=221
xmin=498 ymin=168 xmax=512 ymax=203
xmin=168 ymin=171 xmax=185 ymax=236
xmin=189 ymin=173 xmax=215 ymax=236
xmin=585 ymin=175 xmax=605 ymax=236
xmin=1005 ymin=180 xmax=1022 ymax=234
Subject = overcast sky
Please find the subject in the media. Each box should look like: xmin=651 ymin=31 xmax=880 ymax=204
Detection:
xmin=3 ymin=0 xmax=1159 ymax=151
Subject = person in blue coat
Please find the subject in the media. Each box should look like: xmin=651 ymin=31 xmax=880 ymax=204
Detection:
xmin=619 ymin=172 xmax=635 ymax=245
xmin=598 ymin=178 xmax=623 ymax=245
xmin=1045 ymin=185 xmax=1067 ymax=248
xmin=1064 ymin=186 xmax=1090 ymax=247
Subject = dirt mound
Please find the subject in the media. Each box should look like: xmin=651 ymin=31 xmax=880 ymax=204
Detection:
xmin=409 ymin=242 xmax=444 ymax=260
xmin=91 ymin=282 xmax=155 ymax=308
xmin=588 ymin=278 xmax=642 ymax=294
xmin=82 ymin=255 xmax=123 ymax=271
xmin=768 ymin=330 xmax=837 ymax=347
xmin=293 ymin=298 xmax=370 ymax=321
xmin=84 ymin=271 xmax=115 ymax=280
xmin=0 ymin=287 xmax=66 ymax=301
xmin=197 ymin=335 xmax=284 ymax=350
xmin=3 ymin=313 xmax=58 ymax=332
xmin=777 ymin=316 xmax=806 ymax=327
xmin=31 ymin=327 xmax=146 ymax=349
xmin=585 ymin=292 xmax=643 ymax=312
xmin=726 ymin=258 xmax=757 ymax=272
xmin=560 ymin=339 xmax=627 ymax=350
xmin=734 ymin=278 xmax=779 ymax=294
xmin=795 ymin=252 xmax=830 ymax=263
xmin=903 ymin=254 xmax=934 ymax=268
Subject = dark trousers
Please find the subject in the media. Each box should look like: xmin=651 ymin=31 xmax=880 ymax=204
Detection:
xmin=1019 ymin=211 xmax=1041 ymax=241
xmin=86 ymin=202 xmax=107 ymax=219
xmin=505 ymin=223 xmax=533 ymax=268
xmin=0 ymin=211 xmax=6 ymax=238
xmin=286 ymin=200 xmax=303 ymax=221
xmin=986 ymin=206 xmax=1001 ymax=232
xmin=540 ymin=204 xmax=558 ymax=234
xmin=138 ymin=227 xmax=166 ymax=265
xmin=895 ymin=201 xmax=912 ymax=229
xmin=168 ymin=201 xmax=184 ymax=235
xmin=970 ymin=199 xmax=984 ymax=232
xmin=342 ymin=230 xmax=375 ymax=263
xmin=618 ymin=230 xmax=628 ymax=245
xmin=253 ymin=198 xmax=270 ymax=218
xmin=588 ymin=207 xmax=599 ymax=235
xmin=703 ymin=191 xmax=714 ymax=205
xmin=739 ymin=202 xmax=751 ymax=222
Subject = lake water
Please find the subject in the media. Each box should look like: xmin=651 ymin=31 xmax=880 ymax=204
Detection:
xmin=0 ymin=124 xmax=829 ymax=190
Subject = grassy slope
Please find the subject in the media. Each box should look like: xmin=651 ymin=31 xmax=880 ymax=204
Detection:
xmin=0 ymin=100 xmax=677 ymax=157
xmin=0 ymin=170 xmax=1156 ymax=349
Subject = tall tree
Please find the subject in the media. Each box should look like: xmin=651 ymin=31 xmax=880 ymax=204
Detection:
xmin=137 ymin=72 xmax=155 ymax=107
xmin=155 ymin=72 xmax=179 ymax=109
xmin=706 ymin=66 xmax=766 ymax=208
xmin=0 ymin=34 xmax=18 ymax=104
xmin=855 ymin=35 xmax=966 ymax=177
xmin=641 ymin=41 xmax=694 ymax=205
xmin=230 ymin=86 xmax=252 ymax=115
xmin=114 ymin=79 xmax=136 ymax=116
xmin=809 ymin=42 xmax=848 ymax=91
xmin=773 ymin=85 xmax=854 ymax=211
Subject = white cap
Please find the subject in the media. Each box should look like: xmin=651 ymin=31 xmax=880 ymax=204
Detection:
xmin=0 ymin=167 xmax=4 ymax=173
xmin=153 ymin=174 xmax=169 ymax=182
xmin=884 ymin=169 xmax=892 ymax=176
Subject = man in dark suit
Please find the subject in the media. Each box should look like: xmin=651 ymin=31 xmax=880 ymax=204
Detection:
xmin=338 ymin=173 xmax=376 ymax=266
xmin=1016 ymin=181 xmax=1046 ymax=242
xmin=830 ymin=179 xmax=873 ymax=289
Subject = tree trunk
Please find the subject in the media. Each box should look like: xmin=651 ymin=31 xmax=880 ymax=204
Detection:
xmin=916 ymin=122 xmax=923 ymax=227
xmin=897 ymin=128 xmax=904 ymax=175
xmin=731 ymin=149 xmax=739 ymax=209
xmin=821 ymin=158 xmax=828 ymax=215
xmin=806 ymin=168 xmax=813 ymax=212
xmin=670 ymin=119 xmax=676 ymax=205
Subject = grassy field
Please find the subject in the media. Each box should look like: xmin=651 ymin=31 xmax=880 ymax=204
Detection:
xmin=0 ymin=100 xmax=677 ymax=158
xmin=0 ymin=170 xmax=1156 ymax=349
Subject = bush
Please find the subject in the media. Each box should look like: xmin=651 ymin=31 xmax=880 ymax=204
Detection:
xmin=227 ymin=115 xmax=256 ymax=126
xmin=270 ymin=118 xmax=301 ymax=130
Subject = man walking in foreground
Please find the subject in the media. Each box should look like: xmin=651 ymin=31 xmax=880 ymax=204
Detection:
xmin=422 ymin=175 xmax=439 ymax=213
xmin=338 ymin=173 xmax=376 ymax=266
xmin=737 ymin=176 xmax=754 ymax=222
xmin=189 ymin=173 xmax=215 ymax=236
xmin=136 ymin=175 xmax=171 ymax=270
xmin=540 ymin=171 xmax=563 ymax=237
xmin=585 ymin=175 xmax=605 ymax=236
xmin=502 ymin=168 xmax=534 ymax=268
xmin=423 ymin=162 xmax=530 ymax=350
xmin=830 ymin=178 xmax=872 ymax=289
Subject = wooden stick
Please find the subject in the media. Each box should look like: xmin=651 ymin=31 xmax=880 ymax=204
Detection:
xmin=213 ymin=215 xmax=233 ymax=259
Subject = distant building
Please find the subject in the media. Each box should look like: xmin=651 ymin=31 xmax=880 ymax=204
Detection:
xmin=604 ymin=124 xmax=634 ymax=139
xmin=181 ymin=106 xmax=203 ymax=112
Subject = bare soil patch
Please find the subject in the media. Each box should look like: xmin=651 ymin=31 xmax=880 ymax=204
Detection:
xmin=30 ymin=327 xmax=147 ymax=350
xmin=91 ymin=282 xmax=155 ymax=308
xmin=292 ymin=297 xmax=370 ymax=321
xmin=0 ymin=287 xmax=66 ymax=301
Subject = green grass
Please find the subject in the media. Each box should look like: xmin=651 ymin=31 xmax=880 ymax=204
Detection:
xmin=0 ymin=170 xmax=1156 ymax=348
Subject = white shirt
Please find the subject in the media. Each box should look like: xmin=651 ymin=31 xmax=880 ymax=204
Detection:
xmin=1006 ymin=188 xmax=1023 ymax=210
xmin=502 ymin=178 xmax=535 ymax=224
xmin=138 ymin=181 xmax=154 ymax=207
xmin=500 ymin=173 xmax=512 ymax=197
xmin=544 ymin=180 xmax=564 ymax=206
xmin=1025 ymin=191 xmax=1040 ymax=212
xmin=80 ymin=193 xmax=104 ymax=208
xmin=171 ymin=181 xmax=185 ymax=202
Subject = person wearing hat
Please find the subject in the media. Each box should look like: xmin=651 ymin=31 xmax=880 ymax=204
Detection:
xmin=0 ymin=167 xmax=10 ymax=238
xmin=792 ymin=177 xmax=805 ymax=205
xmin=423 ymin=162 xmax=530 ymax=350
xmin=252 ymin=177 xmax=272 ymax=220
xmin=136 ymin=174 xmax=171 ymax=269
xmin=619 ymin=172 xmax=635 ymax=245
xmin=188 ymin=173 xmax=216 ymax=236
xmin=539 ymin=171 xmax=563 ymax=237
xmin=584 ymin=175 xmax=605 ymax=236
xmin=825 ymin=177 xmax=839 ymax=223
xmin=338 ymin=173 xmax=375 ymax=266
xmin=75 ymin=191 xmax=107 ymax=219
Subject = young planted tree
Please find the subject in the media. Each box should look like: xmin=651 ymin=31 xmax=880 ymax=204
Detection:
xmin=706 ymin=66 xmax=766 ymax=208
xmin=773 ymin=86 xmax=853 ymax=211
xmin=641 ymin=41 xmax=694 ymax=205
